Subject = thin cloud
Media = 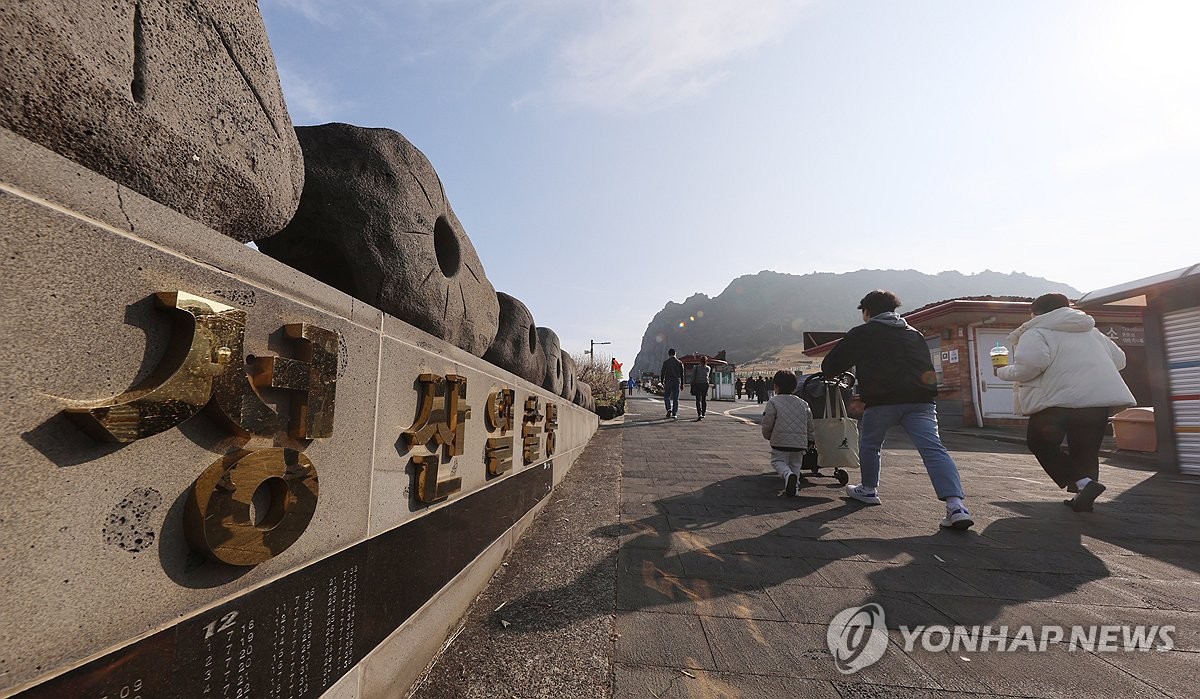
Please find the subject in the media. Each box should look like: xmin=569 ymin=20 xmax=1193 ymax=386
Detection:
xmin=264 ymin=0 xmax=340 ymax=26
xmin=277 ymin=65 xmax=352 ymax=125
xmin=549 ymin=1 xmax=810 ymax=113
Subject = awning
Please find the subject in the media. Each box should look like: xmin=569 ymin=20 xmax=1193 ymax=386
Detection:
xmin=1076 ymin=264 xmax=1200 ymax=308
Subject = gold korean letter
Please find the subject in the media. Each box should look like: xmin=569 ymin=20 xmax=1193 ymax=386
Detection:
xmin=64 ymin=291 xmax=279 ymax=442
xmin=249 ymin=323 xmax=341 ymax=439
xmin=544 ymin=402 xmax=558 ymax=457
xmin=521 ymin=395 xmax=543 ymax=465
xmin=184 ymin=448 xmax=319 ymax=566
xmin=402 ymin=374 xmax=470 ymax=503
xmin=485 ymin=387 xmax=515 ymax=434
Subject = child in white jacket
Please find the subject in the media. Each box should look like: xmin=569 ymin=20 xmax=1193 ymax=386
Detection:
xmin=994 ymin=293 xmax=1135 ymax=512
xmin=762 ymin=370 xmax=815 ymax=497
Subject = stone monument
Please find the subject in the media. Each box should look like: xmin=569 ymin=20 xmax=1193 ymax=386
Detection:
xmin=0 ymin=4 xmax=600 ymax=698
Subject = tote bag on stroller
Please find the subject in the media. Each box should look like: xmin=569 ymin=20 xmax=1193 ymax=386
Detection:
xmin=812 ymin=388 xmax=860 ymax=469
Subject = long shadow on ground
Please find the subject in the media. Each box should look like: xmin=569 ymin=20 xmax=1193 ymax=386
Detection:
xmin=489 ymin=472 xmax=1118 ymax=633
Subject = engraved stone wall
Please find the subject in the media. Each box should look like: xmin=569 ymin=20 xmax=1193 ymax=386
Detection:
xmin=0 ymin=129 xmax=598 ymax=699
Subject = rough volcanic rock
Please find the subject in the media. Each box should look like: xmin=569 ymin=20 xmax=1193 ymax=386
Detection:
xmin=574 ymin=382 xmax=594 ymax=412
xmin=559 ymin=351 xmax=577 ymax=403
xmin=482 ymin=293 xmax=544 ymax=386
xmin=258 ymin=124 xmax=500 ymax=355
xmin=536 ymin=327 xmax=564 ymax=396
xmin=0 ymin=1 xmax=303 ymax=241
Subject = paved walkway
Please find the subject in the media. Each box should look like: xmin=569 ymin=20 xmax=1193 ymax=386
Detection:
xmin=412 ymin=393 xmax=1200 ymax=698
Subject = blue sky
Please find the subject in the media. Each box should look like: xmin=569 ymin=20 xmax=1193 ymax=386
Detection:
xmin=260 ymin=0 xmax=1198 ymax=367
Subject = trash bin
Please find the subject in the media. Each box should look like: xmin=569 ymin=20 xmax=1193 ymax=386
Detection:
xmin=1110 ymin=407 xmax=1156 ymax=452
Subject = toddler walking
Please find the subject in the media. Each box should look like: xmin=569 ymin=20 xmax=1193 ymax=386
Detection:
xmin=762 ymin=370 xmax=815 ymax=497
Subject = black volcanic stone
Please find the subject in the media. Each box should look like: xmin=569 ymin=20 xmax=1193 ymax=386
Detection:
xmin=559 ymin=351 xmax=578 ymax=403
xmin=536 ymin=327 xmax=564 ymax=396
xmin=258 ymin=123 xmax=500 ymax=355
xmin=483 ymin=293 xmax=544 ymax=386
xmin=0 ymin=1 xmax=303 ymax=241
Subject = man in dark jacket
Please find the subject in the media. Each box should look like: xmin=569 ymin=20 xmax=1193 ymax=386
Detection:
xmin=690 ymin=357 xmax=713 ymax=420
xmin=823 ymin=290 xmax=972 ymax=529
xmin=660 ymin=349 xmax=685 ymax=419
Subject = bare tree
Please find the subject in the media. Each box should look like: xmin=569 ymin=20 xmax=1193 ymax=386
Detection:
xmin=572 ymin=351 xmax=621 ymax=402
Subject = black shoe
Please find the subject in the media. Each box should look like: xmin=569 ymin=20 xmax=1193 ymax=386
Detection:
xmin=1070 ymin=481 xmax=1106 ymax=512
xmin=785 ymin=473 xmax=798 ymax=497
xmin=1066 ymin=483 xmax=1079 ymax=494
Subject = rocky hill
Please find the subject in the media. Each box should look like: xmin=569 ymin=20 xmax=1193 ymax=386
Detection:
xmin=631 ymin=269 xmax=1080 ymax=377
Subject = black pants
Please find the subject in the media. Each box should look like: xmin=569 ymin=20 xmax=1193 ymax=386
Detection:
xmin=1026 ymin=407 xmax=1109 ymax=489
xmin=693 ymin=384 xmax=708 ymax=416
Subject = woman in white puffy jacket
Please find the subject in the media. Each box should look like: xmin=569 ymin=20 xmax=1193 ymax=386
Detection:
xmin=994 ymin=294 xmax=1135 ymax=512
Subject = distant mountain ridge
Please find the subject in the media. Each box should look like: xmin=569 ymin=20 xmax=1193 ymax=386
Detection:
xmin=631 ymin=269 xmax=1080 ymax=377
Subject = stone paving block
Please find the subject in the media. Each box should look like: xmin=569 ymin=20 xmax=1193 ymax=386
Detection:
xmin=1096 ymin=649 xmax=1200 ymax=699
xmin=1094 ymin=577 xmax=1200 ymax=612
xmin=701 ymin=618 xmax=938 ymax=688
xmin=900 ymin=639 xmax=1168 ymax=698
xmin=814 ymin=560 xmax=987 ymax=597
xmin=678 ymin=550 xmax=826 ymax=587
xmin=614 ymin=611 xmax=715 ymax=670
xmin=618 ymin=545 xmax=686 ymax=578
xmin=918 ymin=593 xmax=1115 ymax=631
xmin=943 ymin=567 xmax=1148 ymax=607
xmin=1101 ymin=553 xmax=1200 ymax=581
xmin=617 ymin=573 xmax=784 ymax=620
xmin=614 ymin=515 xmax=674 ymax=549
xmin=613 ymin=663 xmax=840 ymax=699
xmin=1080 ymin=538 xmax=1198 ymax=562
xmin=709 ymin=536 xmax=858 ymax=561
xmin=768 ymin=585 xmax=955 ymax=629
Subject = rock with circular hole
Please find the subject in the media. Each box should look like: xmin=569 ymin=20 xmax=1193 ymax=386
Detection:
xmin=482 ymin=293 xmax=544 ymax=386
xmin=574 ymin=381 xmax=594 ymax=411
xmin=536 ymin=327 xmax=564 ymax=396
xmin=559 ymin=351 xmax=577 ymax=402
xmin=0 ymin=1 xmax=303 ymax=241
xmin=258 ymin=124 xmax=500 ymax=355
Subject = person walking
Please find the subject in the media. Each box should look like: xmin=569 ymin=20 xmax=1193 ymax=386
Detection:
xmin=822 ymin=290 xmax=973 ymax=529
xmin=690 ymin=357 xmax=713 ymax=420
xmin=627 ymin=377 xmax=635 ymax=396
xmin=756 ymin=377 xmax=768 ymax=404
xmin=762 ymin=370 xmax=815 ymax=497
xmin=993 ymin=293 xmax=1135 ymax=512
xmin=660 ymin=349 xmax=685 ymax=419
xmin=735 ymin=377 xmax=744 ymax=400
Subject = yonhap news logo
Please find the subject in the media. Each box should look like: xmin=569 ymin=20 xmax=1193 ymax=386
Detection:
xmin=827 ymin=603 xmax=1177 ymax=674
xmin=826 ymin=604 xmax=889 ymax=674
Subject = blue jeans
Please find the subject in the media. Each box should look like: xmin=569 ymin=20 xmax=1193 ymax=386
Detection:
xmin=859 ymin=402 xmax=964 ymax=500
xmin=663 ymin=380 xmax=680 ymax=415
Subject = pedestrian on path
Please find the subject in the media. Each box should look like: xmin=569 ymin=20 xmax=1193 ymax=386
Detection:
xmin=822 ymin=290 xmax=973 ymax=529
xmin=660 ymin=349 xmax=684 ymax=419
xmin=755 ymin=377 xmax=767 ymax=404
xmin=735 ymin=377 xmax=744 ymax=400
xmin=690 ymin=357 xmax=713 ymax=420
xmin=762 ymin=370 xmax=815 ymax=497
xmin=993 ymin=293 xmax=1135 ymax=512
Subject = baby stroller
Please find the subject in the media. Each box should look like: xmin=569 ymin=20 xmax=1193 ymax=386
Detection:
xmin=796 ymin=371 xmax=858 ymax=486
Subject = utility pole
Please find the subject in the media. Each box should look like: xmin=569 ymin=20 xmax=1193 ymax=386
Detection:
xmin=584 ymin=339 xmax=611 ymax=367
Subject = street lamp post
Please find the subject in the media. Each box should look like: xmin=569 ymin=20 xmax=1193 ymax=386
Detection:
xmin=584 ymin=339 xmax=611 ymax=367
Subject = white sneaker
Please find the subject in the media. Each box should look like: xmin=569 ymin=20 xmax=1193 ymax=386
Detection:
xmin=845 ymin=484 xmax=881 ymax=505
xmin=940 ymin=507 xmax=974 ymax=530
